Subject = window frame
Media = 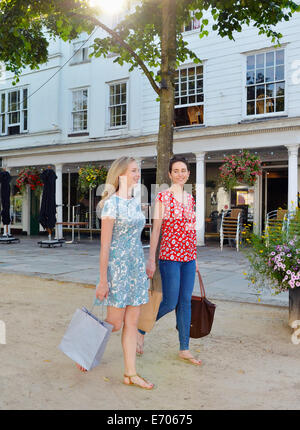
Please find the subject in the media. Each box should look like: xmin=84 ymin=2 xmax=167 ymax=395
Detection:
xmin=181 ymin=12 xmax=201 ymax=33
xmin=174 ymin=63 xmax=205 ymax=127
xmin=70 ymin=40 xmax=92 ymax=65
xmin=243 ymin=47 xmax=287 ymax=119
xmin=0 ymin=87 xmax=29 ymax=136
xmin=70 ymin=87 xmax=89 ymax=133
xmin=107 ymin=80 xmax=128 ymax=129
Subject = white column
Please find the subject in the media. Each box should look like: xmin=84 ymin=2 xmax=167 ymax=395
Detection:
xmin=286 ymin=145 xmax=299 ymax=212
xmin=55 ymin=163 xmax=63 ymax=239
xmin=253 ymin=176 xmax=261 ymax=235
xmin=194 ymin=152 xmax=206 ymax=246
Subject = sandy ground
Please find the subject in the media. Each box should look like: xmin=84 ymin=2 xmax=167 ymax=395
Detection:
xmin=0 ymin=273 xmax=300 ymax=410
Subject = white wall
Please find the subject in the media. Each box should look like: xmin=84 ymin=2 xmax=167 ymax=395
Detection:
xmin=1 ymin=12 xmax=300 ymax=152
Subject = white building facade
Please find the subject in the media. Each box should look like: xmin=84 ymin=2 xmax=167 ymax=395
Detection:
xmin=0 ymin=12 xmax=299 ymax=243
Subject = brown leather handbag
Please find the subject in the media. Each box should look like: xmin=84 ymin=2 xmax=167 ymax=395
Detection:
xmin=190 ymin=271 xmax=216 ymax=338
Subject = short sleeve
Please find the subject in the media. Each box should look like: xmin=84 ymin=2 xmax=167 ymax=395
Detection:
xmin=155 ymin=191 xmax=164 ymax=203
xmin=101 ymin=197 xmax=117 ymax=219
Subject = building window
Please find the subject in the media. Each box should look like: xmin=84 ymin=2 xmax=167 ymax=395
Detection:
xmin=71 ymin=40 xmax=91 ymax=64
xmin=0 ymin=88 xmax=28 ymax=136
xmin=174 ymin=65 xmax=204 ymax=127
xmin=182 ymin=16 xmax=201 ymax=32
xmin=246 ymin=49 xmax=285 ymax=116
xmin=109 ymin=82 xmax=127 ymax=127
xmin=72 ymin=89 xmax=88 ymax=132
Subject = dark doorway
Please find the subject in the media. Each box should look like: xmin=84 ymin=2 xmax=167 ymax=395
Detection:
xmin=262 ymin=168 xmax=288 ymax=226
xmin=141 ymin=168 xmax=157 ymax=204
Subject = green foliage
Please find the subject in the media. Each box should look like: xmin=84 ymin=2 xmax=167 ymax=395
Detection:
xmin=78 ymin=165 xmax=108 ymax=196
xmin=0 ymin=0 xmax=299 ymax=83
xmin=243 ymin=209 xmax=300 ymax=295
xmin=0 ymin=0 xmax=94 ymax=80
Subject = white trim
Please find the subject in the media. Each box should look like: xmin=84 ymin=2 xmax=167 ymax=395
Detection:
xmin=107 ymin=79 xmax=128 ymax=130
xmin=242 ymin=47 xmax=287 ymax=120
xmin=0 ymin=86 xmax=29 ymax=136
xmin=174 ymin=62 xmax=205 ymax=126
xmin=70 ymin=87 xmax=89 ymax=134
xmin=240 ymin=43 xmax=289 ymax=56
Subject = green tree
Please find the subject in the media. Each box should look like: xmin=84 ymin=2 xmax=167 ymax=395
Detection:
xmin=0 ymin=0 xmax=299 ymax=184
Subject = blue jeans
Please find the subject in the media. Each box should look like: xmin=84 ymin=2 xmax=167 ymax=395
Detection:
xmin=139 ymin=259 xmax=196 ymax=351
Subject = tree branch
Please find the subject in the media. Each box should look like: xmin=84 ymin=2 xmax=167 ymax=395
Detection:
xmin=74 ymin=13 xmax=161 ymax=96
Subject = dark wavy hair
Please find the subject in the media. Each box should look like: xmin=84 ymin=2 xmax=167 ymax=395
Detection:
xmin=169 ymin=156 xmax=190 ymax=173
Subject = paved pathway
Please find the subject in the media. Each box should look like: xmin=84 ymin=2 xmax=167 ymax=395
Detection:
xmin=0 ymin=235 xmax=288 ymax=307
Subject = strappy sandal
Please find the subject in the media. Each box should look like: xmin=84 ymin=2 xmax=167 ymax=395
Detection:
xmin=178 ymin=355 xmax=202 ymax=366
xmin=123 ymin=374 xmax=154 ymax=390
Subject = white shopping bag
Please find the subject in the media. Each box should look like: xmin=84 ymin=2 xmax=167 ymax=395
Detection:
xmin=59 ymin=307 xmax=113 ymax=371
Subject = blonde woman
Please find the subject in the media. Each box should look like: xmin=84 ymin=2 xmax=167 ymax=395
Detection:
xmin=77 ymin=156 xmax=153 ymax=390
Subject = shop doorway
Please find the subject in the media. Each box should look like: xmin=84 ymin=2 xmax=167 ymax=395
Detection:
xmin=262 ymin=167 xmax=288 ymax=227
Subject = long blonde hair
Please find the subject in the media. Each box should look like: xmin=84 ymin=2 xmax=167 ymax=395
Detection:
xmin=99 ymin=156 xmax=136 ymax=208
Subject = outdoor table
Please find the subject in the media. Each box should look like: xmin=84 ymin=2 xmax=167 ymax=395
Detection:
xmin=55 ymin=222 xmax=89 ymax=244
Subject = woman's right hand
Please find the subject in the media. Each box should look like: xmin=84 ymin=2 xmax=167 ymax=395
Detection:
xmin=95 ymin=279 xmax=109 ymax=301
xmin=146 ymin=259 xmax=156 ymax=279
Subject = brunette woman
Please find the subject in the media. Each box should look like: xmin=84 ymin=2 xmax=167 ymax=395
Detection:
xmin=137 ymin=156 xmax=201 ymax=366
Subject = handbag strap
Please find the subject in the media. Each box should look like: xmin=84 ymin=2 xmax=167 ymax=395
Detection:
xmin=197 ymin=270 xmax=206 ymax=298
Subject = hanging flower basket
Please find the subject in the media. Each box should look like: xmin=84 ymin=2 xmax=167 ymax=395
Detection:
xmin=16 ymin=167 xmax=43 ymax=196
xmin=219 ymin=151 xmax=262 ymax=192
xmin=78 ymin=165 xmax=108 ymax=196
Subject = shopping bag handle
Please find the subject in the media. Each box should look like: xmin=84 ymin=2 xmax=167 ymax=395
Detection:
xmin=196 ymin=269 xmax=206 ymax=298
xmin=91 ymin=297 xmax=105 ymax=320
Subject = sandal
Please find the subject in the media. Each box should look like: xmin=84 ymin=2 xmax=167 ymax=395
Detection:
xmin=178 ymin=354 xmax=202 ymax=366
xmin=123 ymin=374 xmax=154 ymax=390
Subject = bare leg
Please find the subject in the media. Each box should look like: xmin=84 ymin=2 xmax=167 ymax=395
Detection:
xmin=122 ymin=306 xmax=153 ymax=389
xmin=136 ymin=331 xmax=145 ymax=355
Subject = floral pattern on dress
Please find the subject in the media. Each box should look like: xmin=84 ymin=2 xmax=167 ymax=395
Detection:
xmin=100 ymin=195 xmax=149 ymax=308
xmin=157 ymin=190 xmax=197 ymax=262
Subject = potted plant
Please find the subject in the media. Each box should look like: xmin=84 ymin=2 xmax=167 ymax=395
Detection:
xmin=219 ymin=151 xmax=262 ymax=192
xmin=243 ymin=209 xmax=300 ymax=326
xmin=16 ymin=167 xmax=43 ymax=196
xmin=78 ymin=165 xmax=108 ymax=196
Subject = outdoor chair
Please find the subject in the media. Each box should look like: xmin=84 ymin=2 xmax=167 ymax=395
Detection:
xmin=220 ymin=209 xmax=242 ymax=251
xmin=265 ymin=209 xmax=299 ymax=245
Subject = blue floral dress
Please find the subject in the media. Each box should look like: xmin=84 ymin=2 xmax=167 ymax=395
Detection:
xmin=100 ymin=195 xmax=149 ymax=308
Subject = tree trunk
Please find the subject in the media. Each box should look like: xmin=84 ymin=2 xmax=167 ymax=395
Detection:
xmin=156 ymin=0 xmax=177 ymax=186
xmin=149 ymin=0 xmax=177 ymax=296
xmin=289 ymin=288 xmax=300 ymax=327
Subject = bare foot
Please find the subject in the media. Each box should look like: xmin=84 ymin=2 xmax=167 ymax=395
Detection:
xmin=136 ymin=332 xmax=145 ymax=355
xmin=123 ymin=374 xmax=154 ymax=390
xmin=178 ymin=351 xmax=202 ymax=366
xmin=76 ymin=363 xmax=87 ymax=372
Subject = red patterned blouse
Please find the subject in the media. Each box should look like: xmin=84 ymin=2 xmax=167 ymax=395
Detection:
xmin=157 ymin=190 xmax=197 ymax=262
